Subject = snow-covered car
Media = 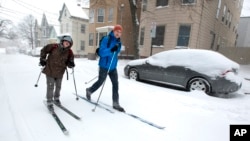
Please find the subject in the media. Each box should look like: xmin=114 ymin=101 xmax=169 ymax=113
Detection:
xmin=31 ymin=47 xmax=43 ymax=57
xmin=124 ymin=49 xmax=242 ymax=95
xmin=5 ymin=46 xmax=19 ymax=54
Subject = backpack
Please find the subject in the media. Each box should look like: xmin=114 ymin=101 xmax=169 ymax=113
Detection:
xmin=95 ymin=35 xmax=111 ymax=56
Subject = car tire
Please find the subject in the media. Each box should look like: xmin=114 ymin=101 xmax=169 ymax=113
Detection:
xmin=188 ymin=77 xmax=211 ymax=94
xmin=129 ymin=68 xmax=139 ymax=81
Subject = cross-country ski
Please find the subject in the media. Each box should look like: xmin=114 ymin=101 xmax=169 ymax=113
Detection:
xmin=44 ymin=102 xmax=69 ymax=135
xmin=54 ymin=103 xmax=81 ymax=120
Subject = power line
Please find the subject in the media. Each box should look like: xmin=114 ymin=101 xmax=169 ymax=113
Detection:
xmin=1 ymin=5 xmax=60 ymax=24
xmin=12 ymin=0 xmax=43 ymax=15
xmin=0 ymin=7 xmax=28 ymax=15
xmin=15 ymin=0 xmax=58 ymax=16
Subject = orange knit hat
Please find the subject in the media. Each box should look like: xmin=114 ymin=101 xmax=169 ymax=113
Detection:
xmin=113 ymin=24 xmax=123 ymax=32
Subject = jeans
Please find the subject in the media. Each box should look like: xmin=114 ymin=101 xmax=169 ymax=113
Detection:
xmin=46 ymin=76 xmax=62 ymax=102
xmin=88 ymin=68 xmax=119 ymax=103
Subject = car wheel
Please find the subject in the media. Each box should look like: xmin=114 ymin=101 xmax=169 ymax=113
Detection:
xmin=188 ymin=77 xmax=211 ymax=94
xmin=129 ymin=68 xmax=139 ymax=80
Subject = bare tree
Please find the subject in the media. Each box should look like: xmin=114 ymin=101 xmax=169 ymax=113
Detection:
xmin=18 ymin=15 xmax=36 ymax=49
xmin=128 ymin=0 xmax=140 ymax=59
xmin=0 ymin=19 xmax=17 ymax=39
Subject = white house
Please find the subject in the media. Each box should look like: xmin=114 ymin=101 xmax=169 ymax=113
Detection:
xmin=58 ymin=1 xmax=89 ymax=57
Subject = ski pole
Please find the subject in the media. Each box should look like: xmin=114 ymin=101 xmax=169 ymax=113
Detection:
xmin=92 ymin=52 xmax=116 ymax=112
xmin=72 ymin=68 xmax=79 ymax=100
xmin=34 ymin=67 xmax=44 ymax=87
xmin=85 ymin=76 xmax=98 ymax=84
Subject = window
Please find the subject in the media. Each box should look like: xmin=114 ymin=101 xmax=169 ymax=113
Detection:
xmin=108 ymin=8 xmax=113 ymax=22
xmin=177 ymin=25 xmax=191 ymax=47
xmin=152 ymin=25 xmax=165 ymax=46
xmin=142 ymin=0 xmax=147 ymax=11
xmin=140 ymin=27 xmax=145 ymax=45
xmin=89 ymin=9 xmax=95 ymax=23
xmin=66 ymin=23 xmax=69 ymax=32
xmin=60 ymin=24 xmax=63 ymax=33
xmin=97 ymin=8 xmax=105 ymax=23
xmin=216 ymin=0 xmax=221 ymax=19
xmin=89 ymin=33 xmax=94 ymax=46
xmin=64 ymin=10 xmax=67 ymax=17
xmin=229 ymin=13 xmax=232 ymax=28
xmin=156 ymin=0 xmax=168 ymax=7
xmin=43 ymin=30 xmax=46 ymax=37
xmin=80 ymin=41 xmax=85 ymax=50
xmin=81 ymin=24 xmax=85 ymax=33
xmin=222 ymin=5 xmax=226 ymax=22
xmin=182 ymin=0 xmax=195 ymax=4
xmin=226 ymin=10 xmax=230 ymax=25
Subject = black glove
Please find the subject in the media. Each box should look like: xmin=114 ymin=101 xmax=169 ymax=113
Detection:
xmin=68 ymin=60 xmax=75 ymax=68
xmin=39 ymin=59 xmax=46 ymax=66
xmin=111 ymin=44 xmax=119 ymax=52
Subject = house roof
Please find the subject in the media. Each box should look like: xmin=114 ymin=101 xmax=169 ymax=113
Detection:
xmin=58 ymin=1 xmax=89 ymax=21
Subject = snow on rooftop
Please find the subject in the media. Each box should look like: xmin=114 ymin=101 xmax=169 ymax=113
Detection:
xmin=64 ymin=0 xmax=89 ymax=20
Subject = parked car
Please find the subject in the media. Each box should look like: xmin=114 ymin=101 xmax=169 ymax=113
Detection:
xmin=31 ymin=47 xmax=43 ymax=57
xmin=124 ymin=49 xmax=242 ymax=95
xmin=5 ymin=46 xmax=19 ymax=54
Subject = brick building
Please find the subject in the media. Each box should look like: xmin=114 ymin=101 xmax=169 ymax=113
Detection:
xmin=88 ymin=0 xmax=140 ymax=59
xmin=139 ymin=0 xmax=244 ymax=57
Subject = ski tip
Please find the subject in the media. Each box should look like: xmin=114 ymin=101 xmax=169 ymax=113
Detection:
xmin=63 ymin=130 xmax=69 ymax=135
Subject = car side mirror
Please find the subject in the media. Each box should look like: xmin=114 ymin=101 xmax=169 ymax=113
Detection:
xmin=145 ymin=60 xmax=149 ymax=64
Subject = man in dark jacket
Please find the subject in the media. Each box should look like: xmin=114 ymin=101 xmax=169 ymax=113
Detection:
xmin=86 ymin=25 xmax=125 ymax=112
xmin=40 ymin=35 xmax=75 ymax=110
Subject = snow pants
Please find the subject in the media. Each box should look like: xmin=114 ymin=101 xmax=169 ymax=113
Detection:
xmin=46 ymin=76 xmax=62 ymax=102
xmin=88 ymin=68 xmax=119 ymax=103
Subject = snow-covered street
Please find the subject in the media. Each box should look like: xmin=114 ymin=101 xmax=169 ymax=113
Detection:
xmin=0 ymin=48 xmax=250 ymax=141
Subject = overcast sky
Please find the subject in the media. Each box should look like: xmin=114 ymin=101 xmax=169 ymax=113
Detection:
xmin=0 ymin=0 xmax=250 ymax=25
xmin=0 ymin=0 xmax=67 ymax=26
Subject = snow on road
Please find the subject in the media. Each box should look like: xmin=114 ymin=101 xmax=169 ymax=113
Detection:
xmin=0 ymin=48 xmax=250 ymax=141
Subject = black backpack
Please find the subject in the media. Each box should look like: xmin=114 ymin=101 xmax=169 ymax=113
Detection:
xmin=95 ymin=35 xmax=111 ymax=56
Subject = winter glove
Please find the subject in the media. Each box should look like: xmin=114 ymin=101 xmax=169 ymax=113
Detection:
xmin=68 ymin=60 xmax=75 ymax=68
xmin=111 ymin=44 xmax=119 ymax=52
xmin=39 ymin=59 xmax=46 ymax=66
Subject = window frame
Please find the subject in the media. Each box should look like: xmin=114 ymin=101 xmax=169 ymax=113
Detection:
xmin=222 ymin=5 xmax=227 ymax=22
xmin=182 ymin=0 xmax=196 ymax=5
xmin=216 ymin=0 xmax=221 ymax=19
xmin=142 ymin=0 xmax=147 ymax=11
xmin=97 ymin=8 xmax=105 ymax=23
xmin=80 ymin=40 xmax=85 ymax=51
xmin=152 ymin=25 xmax=165 ymax=46
xmin=177 ymin=24 xmax=191 ymax=47
xmin=81 ymin=24 xmax=86 ymax=34
xmin=140 ymin=27 xmax=145 ymax=45
xmin=89 ymin=9 xmax=95 ymax=23
xmin=89 ymin=33 xmax=94 ymax=46
xmin=156 ymin=0 xmax=168 ymax=7
xmin=108 ymin=8 xmax=113 ymax=22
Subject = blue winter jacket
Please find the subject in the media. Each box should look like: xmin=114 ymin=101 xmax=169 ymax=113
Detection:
xmin=98 ymin=31 xmax=122 ymax=71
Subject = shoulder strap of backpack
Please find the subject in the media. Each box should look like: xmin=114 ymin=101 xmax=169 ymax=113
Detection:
xmin=68 ymin=49 xmax=74 ymax=60
xmin=107 ymin=35 xmax=112 ymax=48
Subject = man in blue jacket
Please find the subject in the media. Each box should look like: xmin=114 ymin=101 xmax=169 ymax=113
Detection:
xmin=86 ymin=25 xmax=125 ymax=112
